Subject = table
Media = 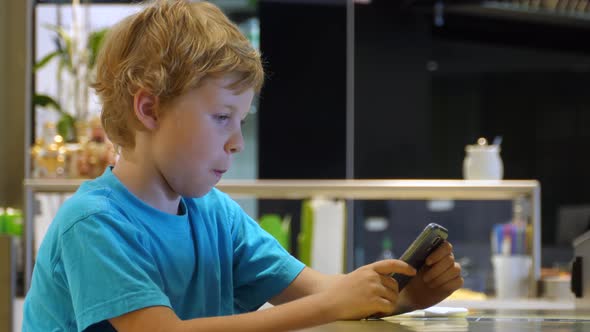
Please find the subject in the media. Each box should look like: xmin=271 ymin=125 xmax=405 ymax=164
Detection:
xmin=297 ymin=309 xmax=590 ymax=331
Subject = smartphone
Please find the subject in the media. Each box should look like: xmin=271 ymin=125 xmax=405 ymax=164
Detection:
xmin=392 ymin=223 xmax=448 ymax=291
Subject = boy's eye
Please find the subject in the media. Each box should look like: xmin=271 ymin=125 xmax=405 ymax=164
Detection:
xmin=215 ymin=114 xmax=230 ymax=122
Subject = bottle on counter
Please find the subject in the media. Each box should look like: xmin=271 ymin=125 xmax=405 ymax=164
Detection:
xmin=377 ymin=236 xmax=395 ymax=260
xmin=5 ymin=208 xmax=23 ymax=238
xmin=4 ymin=208 xmax=23 ymax=274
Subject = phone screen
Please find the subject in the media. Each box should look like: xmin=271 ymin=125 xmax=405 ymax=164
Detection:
xmin=392 ymin=223 xmax=448 ymax=291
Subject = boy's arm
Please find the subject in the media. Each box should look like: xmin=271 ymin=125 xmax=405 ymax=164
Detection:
xmin=267 ymin=267 xmax=413 ymax=315
xmin=110 ymin=260 xmax=417 ymax=332
xmin=269 ymin=267 xmax=344 ymax=305
xmin=110 ymin=291 xmax=337 ymax=332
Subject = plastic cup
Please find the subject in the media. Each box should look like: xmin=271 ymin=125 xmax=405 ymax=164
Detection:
xmin=491 ymin=255 xmax=532 ymax=299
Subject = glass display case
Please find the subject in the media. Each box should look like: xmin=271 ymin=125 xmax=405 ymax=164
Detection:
xmin=24 ymin=178 xmax=542 ymax=299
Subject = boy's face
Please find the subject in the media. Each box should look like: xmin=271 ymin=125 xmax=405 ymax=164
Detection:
xmin=153 ymin=75 xmax=254 ymax=197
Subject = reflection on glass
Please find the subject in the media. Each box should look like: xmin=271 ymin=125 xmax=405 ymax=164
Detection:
xmin=494 ymin=320 xmax=542 ymax=332
xmin=386 ymin=318 xmax=469 ymax=332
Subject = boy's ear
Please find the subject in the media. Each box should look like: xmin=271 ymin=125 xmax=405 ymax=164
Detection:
xmin=133 ymin=89 xmax=160 ymax=130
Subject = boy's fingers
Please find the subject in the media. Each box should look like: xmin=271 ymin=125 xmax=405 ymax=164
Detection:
xmin=377 ymin=282 xmax=397 ymax=303
xmin=376 ymin=298 xmax=396 ymax=316
xmin=372 ymin=259 xmax=416 ymax=276
xmin=380 ymin=274 xmax=399 ymax=293
xmin=425 ymin=241 xmax=453 ymax=266
xmin=427 ymin=263 xmax=463 ymax=289
xmin=423 ymin=255 xmax=455 ymax=283
xmin=440 ymin=274 xmax=464 ymax=292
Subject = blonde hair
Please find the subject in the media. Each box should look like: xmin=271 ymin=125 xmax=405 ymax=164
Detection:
xmin=93 ymin=0 xmax=264 ymax=149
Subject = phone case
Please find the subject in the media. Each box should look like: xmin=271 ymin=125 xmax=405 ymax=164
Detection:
xmin=392 ymin=223 xmax=448 ymax=291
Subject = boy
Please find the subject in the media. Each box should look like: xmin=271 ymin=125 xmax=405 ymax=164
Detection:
xmin=23 ymin=1 xmax=463 ymax=331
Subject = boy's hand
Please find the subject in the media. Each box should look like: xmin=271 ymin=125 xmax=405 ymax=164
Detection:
xmin=399 ymin=241 xmax=464 ymax=311
xmin=320 ymin=259 xmax=416 ymax=320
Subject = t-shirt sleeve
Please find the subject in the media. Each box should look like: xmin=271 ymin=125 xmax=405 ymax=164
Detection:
xmin=229 ymin=200 xmax=305 ymax=312
xmin=59 ymin=212 xmax=171 ymax=331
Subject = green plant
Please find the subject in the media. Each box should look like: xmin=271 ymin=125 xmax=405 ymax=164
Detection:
xmin=34 ymin=24 xmax=108 ymax=141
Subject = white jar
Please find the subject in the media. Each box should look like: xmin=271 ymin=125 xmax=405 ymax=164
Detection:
xmin=463 ymin=139 xmax=503 ymax=180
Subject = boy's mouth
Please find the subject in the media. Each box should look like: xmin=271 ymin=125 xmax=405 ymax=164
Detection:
xmin=213 ymin=169 xmax=226 ymax=179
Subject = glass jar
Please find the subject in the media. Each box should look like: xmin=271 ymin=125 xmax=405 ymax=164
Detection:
xmin=463 ymin=137 xmax=503 ymax=180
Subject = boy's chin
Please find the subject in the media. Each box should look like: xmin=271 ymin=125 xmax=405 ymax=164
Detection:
xmin=178 ymin=185 xmax=214 ymax=198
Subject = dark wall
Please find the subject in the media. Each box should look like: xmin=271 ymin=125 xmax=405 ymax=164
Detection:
xmin=354 ymin=2 xmax=433 ymax=179
xmin=258 ymin=2 xmax=347 ymax=180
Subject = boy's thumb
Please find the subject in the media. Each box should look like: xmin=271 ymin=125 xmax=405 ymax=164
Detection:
xmin=371 ymin=259 xmax=416 ymax=276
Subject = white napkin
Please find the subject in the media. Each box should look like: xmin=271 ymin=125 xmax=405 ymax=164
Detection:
xmin=398 ymin=306 xmax=469 ymax=318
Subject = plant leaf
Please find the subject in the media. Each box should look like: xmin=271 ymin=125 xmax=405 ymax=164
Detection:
xmin=43 ymin=24 xmax=74 ymax=73
xmin=33 ymin=94 xmax=63 ymax=112
xmin=57 ymin=113 xmax=76 ymax=142
xmin=34 ymin=50 xmax=61 ymax=72
xmin=87 ymin=28 xmax=109 ymax=69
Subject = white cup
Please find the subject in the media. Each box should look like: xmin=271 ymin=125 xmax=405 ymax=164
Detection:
xmin=491 ymin=255 xmax=532 ymax=299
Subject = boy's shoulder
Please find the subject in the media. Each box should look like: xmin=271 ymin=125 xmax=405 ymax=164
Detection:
xmin=55 ymin=176 xmax=243 ymax=233
xmin=54 ymin=177 xmax=124 ymax=233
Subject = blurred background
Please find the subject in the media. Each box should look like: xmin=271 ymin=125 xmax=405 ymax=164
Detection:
xmin=2 ymin=0 xmax=590 ymax=329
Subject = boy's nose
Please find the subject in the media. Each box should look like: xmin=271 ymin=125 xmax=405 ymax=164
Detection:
xmin=225 ymin=130 xmax=244 ymax=154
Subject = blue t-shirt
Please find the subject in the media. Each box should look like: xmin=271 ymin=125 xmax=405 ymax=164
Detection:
xmin=23 ymin=167 xmax=305 ymax=332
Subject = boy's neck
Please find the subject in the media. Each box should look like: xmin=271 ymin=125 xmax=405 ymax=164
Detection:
xmin=112 ymin=155 xmax=183 ymax=215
